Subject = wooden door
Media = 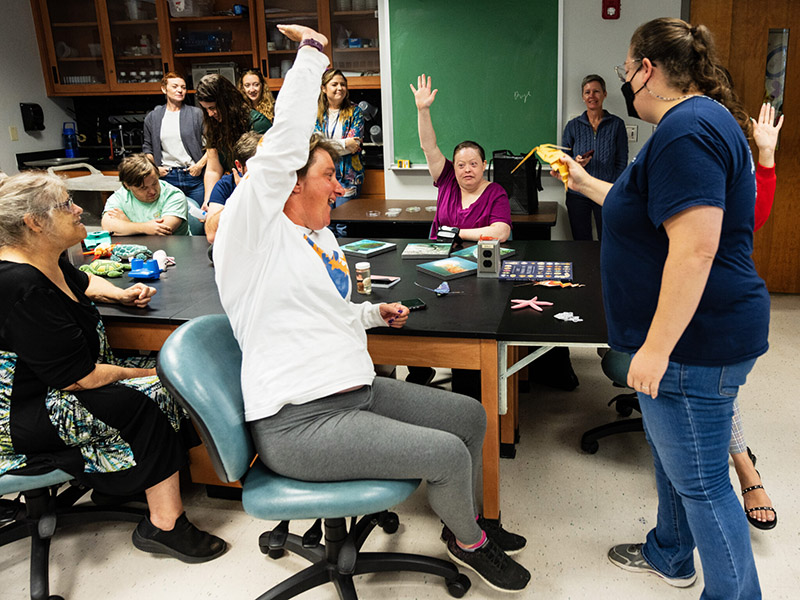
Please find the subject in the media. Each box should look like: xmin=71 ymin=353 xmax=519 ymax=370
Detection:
xmin=692 ymin=0 xmax=800 ymax=293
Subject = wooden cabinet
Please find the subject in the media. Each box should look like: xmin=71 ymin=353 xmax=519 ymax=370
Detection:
xmin=32 ymin=0 xmax=380 ymax=96
xmin=255 ymin=0 xmax=379 ymax=90
xmin=32 ymin=0 xmax=259 ymax=95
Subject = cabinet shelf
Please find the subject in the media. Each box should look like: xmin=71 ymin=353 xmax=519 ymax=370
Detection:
xmin=110 ymin=19 xmax=158 ymax=25
xmin=263 ymin=11 xmax=317 ymax=21
xmin=114 ymin=54 xmax=163 ymax=60
xmin=173 ymin=51 xmax=255 ymax=58
xmin=332 ymin=11 xmax=376 ymax=18
xmin=169 ymin=15 xmax=249 ymax=23
xmin=57 ymin=57 xmax=103 ymax=62
xmin=51 ymin=21 xmax=98 ymax=28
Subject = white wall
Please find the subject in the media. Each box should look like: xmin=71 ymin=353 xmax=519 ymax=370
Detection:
xmin=380 ymin=0 xmax=682 ymax=240
xmin=0 ymin=0 xmax=74 ymax=175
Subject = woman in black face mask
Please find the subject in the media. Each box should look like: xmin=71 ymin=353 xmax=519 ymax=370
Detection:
xmin=557 ymin=18 xmax=767 ymax=600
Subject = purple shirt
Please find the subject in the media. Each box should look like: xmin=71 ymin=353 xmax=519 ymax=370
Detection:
xmin=431 ymin=160 xmax=512 ymax=238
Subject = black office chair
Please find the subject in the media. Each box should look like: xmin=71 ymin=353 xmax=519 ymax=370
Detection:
xmin=156 ymin=314 xmax=471 ymax=600
xmin=580 ymin=350 xmax=643 ymax=454
xmin=0 ymin=471 xmax=145 ymax=600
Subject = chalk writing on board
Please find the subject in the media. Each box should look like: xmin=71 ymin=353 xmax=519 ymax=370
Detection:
xmin=514 ymin=91 xmax=532 ymax=103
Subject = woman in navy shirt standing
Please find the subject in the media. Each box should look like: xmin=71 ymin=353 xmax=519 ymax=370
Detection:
xmin=560 ymin=18 xmax=768 ymax=600
xmin=561 ymin=74 xmax=627 ymax=240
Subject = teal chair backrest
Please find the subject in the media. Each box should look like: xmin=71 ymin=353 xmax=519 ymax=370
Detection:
xmin=157 ymin=314 xmax=254 ymax=484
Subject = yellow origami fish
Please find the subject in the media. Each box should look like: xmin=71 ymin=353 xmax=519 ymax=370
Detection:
xmin=511 ymin=144 xmax=571 ymax=189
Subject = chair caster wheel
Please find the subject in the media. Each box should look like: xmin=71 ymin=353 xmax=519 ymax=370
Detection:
xmin=580 ymin=438 xmax=599 ymax=454
xmin=49 ymin=596 xmax=65 ymax=600
xmin=267 ymin=548 xmax=285 ymax=559
xmin=446 ymin=573 xmax=471 ymax=598
xmin=616 ymin=405 xmax=633 ymax=417
xmin=378 ymin=511 xmax=399 ymax=534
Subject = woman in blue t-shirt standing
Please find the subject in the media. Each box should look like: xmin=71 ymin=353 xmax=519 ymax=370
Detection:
xmin=559 ymin=18 xmax=768 ymax=600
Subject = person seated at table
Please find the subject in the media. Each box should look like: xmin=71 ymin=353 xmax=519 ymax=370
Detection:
xmin=196 ymin=74 xmax=272 ymax=209
xmin=142 ymin=72 xmax=207 ymax=236
xmin=213 ymin=24 xmax=530 ymax=593
xmin=411 ymin=74 xmax=511 ymax=243
xmin=205 ymin=131 xmax=262 ymax=244
xmin=102 ymin=154 xmax=189 ymax=236
xmin=314 ymin=69 xmax=364 ymax=205
xmin=0 ymin=171 xmax=226 ymax=563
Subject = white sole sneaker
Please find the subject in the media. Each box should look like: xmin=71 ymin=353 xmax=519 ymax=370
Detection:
xmin=608 ymin=543 xmax=697 ymax=588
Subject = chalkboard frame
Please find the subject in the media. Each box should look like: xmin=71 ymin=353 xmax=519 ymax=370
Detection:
xmin=382 ymin=0 xmax=563 ymax=170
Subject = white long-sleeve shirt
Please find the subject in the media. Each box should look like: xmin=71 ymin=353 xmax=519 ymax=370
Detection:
xmin=213 ymin=48 xmax=384 ymax=421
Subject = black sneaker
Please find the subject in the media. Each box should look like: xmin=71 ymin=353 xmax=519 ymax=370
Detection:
xmin=441 ymin=517 xmax=527 ymax=555
xmin=446 ymin=536 xmax=531 ymax=593
xmin=132 ymin=512 xmax=227 ymax=564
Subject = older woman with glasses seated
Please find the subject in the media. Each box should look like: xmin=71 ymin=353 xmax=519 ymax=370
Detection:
xmin=0 ymin=171 xmax=225 ymax=563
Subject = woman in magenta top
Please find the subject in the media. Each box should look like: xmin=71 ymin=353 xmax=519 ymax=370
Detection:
xmin=411 ymin=74 xmax=512 ymax=241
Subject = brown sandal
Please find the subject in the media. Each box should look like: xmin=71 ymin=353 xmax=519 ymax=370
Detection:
xmin=742 ymin=484 xmax=777 ymax=531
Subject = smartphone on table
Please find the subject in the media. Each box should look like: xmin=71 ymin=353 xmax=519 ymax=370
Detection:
xmin=399 ymin=298 xmax=427 ymax=311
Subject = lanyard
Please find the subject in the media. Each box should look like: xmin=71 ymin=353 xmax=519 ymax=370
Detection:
xmin=326 ymin=110 xmax=340 ymax=138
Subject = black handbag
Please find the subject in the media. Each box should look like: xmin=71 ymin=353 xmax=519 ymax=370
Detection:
xmin=490 ymin=149 xmax=543 ymax=215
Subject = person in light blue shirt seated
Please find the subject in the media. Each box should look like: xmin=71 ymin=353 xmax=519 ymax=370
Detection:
xmin=205 ymin=131 xmax=262 ymax=243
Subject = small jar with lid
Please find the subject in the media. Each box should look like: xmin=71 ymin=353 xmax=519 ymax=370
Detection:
xmin=355 ymin=262 xmax=372 ymax=295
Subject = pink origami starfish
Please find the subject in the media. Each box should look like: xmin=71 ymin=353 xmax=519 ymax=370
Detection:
xmin=510 ymin=296 xmax=554 ymax=311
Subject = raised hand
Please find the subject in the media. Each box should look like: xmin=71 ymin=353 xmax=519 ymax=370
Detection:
xmin=752 ymin=102 xmax=784 ymax=168
xmin=277 ymin=24 xmax=328 ymax=48
xmin=410 ymin=74 xmax=438 ymax=111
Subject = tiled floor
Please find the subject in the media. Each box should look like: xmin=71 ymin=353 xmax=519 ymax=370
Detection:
xmin=3 ymin=294 xmax=798 ymax=599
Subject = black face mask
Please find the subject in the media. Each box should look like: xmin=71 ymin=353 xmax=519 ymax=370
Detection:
xmin=621 ymin=65 xmax=644 ymax=119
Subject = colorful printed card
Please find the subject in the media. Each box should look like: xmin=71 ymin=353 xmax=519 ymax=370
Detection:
xmin=499 ymin=261 xmax=573 ymax=281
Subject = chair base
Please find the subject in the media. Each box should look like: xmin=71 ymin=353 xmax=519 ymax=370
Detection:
xmin=0 ymin=483 xmax=146 ymax=600
xmin=581 ymin=392 xmax=643 ymax=454
xmin=256 ymin=512 xmax=470 ymax=600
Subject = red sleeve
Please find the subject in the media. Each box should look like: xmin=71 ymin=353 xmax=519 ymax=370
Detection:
xmin=754 ymin=163 xmax=776 ymax=231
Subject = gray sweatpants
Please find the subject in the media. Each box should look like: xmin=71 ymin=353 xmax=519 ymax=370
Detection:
xmin=249 ymin=377 xmax=487 ymax=545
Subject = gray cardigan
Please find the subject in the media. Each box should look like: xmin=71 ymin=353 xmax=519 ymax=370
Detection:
xmin=142 ymin=104 xmax=204 ymax=166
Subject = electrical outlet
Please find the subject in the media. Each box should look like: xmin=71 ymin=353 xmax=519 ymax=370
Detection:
xmin=9 ymin=126 xmax=18 ymax=142
xmin=626 ymin=125 xmax=638 ymax=143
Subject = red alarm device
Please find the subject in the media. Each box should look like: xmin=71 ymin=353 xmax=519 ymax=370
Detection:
xmin=602 ymin=0 xmax=620 ymax=20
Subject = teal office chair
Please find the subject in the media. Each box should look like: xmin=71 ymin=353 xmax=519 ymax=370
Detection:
xmin=0 ymin=470 xmax=145 ymax=600
xmin=156 ymin=314 xmax=470 ymax=600
xmin=580 ymin=350 xmax=642 ymax=454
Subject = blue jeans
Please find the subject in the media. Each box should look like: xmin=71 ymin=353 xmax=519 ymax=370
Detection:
xmin=162 ymin=168 xmax=205 ymax=236
xmin=638 ymin=358 xmax=760 ymax=600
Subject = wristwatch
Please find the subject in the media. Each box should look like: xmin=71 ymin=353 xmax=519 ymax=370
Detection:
xmin=298 ymin=38 xmax=325 ymax=53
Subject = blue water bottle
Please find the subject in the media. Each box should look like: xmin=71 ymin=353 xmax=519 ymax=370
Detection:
xmin=63 ymin=122 xmax=78 ymax=158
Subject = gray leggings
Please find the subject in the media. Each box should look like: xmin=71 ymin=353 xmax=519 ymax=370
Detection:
xmin=249 ymin=377 xmax=487 ymax=545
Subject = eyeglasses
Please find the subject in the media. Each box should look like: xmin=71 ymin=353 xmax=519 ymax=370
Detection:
xmin=614 ymin=59 xmax=641 ymax=83
xmin=52 ymin=196 xmax=74 ymax=212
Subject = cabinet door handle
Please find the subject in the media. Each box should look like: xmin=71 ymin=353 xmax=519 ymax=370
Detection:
xmin=261 ymin=59 xmax=267 ymax=75
xmin=164 ymin=62 xmax=169 ymax=74
xmin=52 ymin=66 xmax=59 ymax=85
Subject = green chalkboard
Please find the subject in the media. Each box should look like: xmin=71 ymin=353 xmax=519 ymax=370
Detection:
xmin=389 ymin=0 xmax=559 ymax=165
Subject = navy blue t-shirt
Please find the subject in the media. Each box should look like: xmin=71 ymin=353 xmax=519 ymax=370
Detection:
xmin=601 ymin=96 xmax=769 ymax=365
xmin=208 ymin=173 xmax=236 ymax=206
